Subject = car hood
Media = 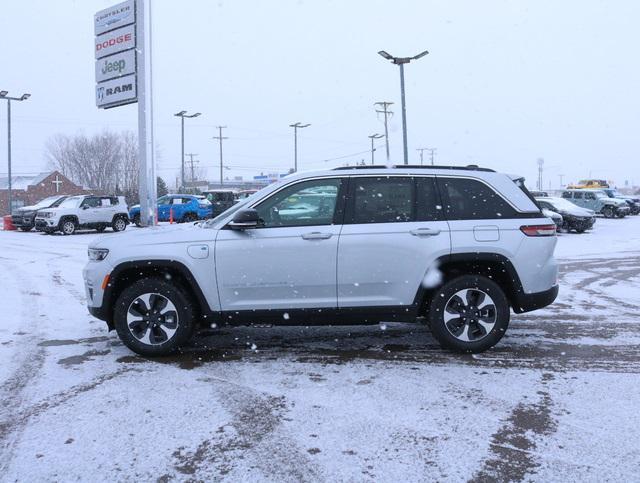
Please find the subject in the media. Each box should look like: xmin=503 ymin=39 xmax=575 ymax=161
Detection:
xmin=15 ymin=205 xmax=38 ymax=213
xmin=90 ymin=223 xmax=214 ymax=250
xmin=560 ymin=206 xmax=594 ymax=217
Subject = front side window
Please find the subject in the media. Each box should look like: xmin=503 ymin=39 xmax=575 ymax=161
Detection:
xmin=351 ymin=177 xmax=413 ymax=224
xmin=255 ymin=178 xmax=342 ymax=228
xmin=573 ymin=192 xmax=584 ymax=199
xmin=81 ymin=197 xmax=100 ymax=208
xmin=157 ymin=196 xmax=171 ymax=205
xmin=438 ymin=177 xmax=518 ymax=220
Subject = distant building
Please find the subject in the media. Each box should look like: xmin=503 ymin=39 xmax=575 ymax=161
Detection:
xmin=0 ymin=170 xmax=87 ymax=214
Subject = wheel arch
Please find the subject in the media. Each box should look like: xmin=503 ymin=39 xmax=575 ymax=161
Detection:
xmin=414 ymin=253 xmax=525 ymax=315
xmin=102 ymin=260 xmax=212 ymax=330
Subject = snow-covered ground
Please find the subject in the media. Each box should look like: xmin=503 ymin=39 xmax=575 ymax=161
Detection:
xmin=2 ymin=217 xmax=640 ymax=481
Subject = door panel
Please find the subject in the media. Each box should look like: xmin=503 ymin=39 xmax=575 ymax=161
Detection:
xmin=215 ymin=177 xmax=345 ymax=311
xmin=337 ymin=176 xmax=451 ymax=307
xmin=216 ymin=224 xmax=341 ymax=310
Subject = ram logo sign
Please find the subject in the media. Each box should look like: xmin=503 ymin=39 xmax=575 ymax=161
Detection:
xmin=96 ymin=74 xmax=137 ymax=109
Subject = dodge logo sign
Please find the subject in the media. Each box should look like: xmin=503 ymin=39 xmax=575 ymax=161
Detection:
xmin=95 ymin=24 xmax=135 ymax=59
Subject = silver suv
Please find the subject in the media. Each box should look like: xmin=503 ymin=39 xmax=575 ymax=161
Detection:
xmin=36 ymin=195 xmax=129 ymax=235
xmin=83 ymin=166 xmax=558 ymax=356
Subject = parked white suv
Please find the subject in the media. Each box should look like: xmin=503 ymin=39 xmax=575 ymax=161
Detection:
xmin=84 ymin=166 xmax=558 ymax=356
xmin=36 ymin=195 xmax=129 ymax=235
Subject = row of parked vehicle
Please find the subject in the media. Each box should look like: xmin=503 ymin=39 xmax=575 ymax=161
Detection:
xmin=10 ymin=189 xmax=260 ymax=235
xmin=529 ymin=183 xmax=640 ymax=234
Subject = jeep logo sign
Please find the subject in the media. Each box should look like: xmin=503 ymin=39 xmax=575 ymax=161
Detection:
xmin=95 ymin=24 xmax=135 ymax=59
xmin=95 ymin=50 xmax=136 ymax=83
xmin=96 ymin=74 xmax=137 ymax=108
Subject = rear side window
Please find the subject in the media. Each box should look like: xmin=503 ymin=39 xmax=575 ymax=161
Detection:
xmin=562 ymin=192 xmax=572 ymax=199
xmin=437 ymin=177 xmax=518 ymax=220
xmin=573 ymin=192 xmax=584 ymax=199
xmin=351 ymin=177 xmax=413 ymax=224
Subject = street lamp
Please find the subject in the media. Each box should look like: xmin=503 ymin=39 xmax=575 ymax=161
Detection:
xmin=174 ymin=110 xmax=201 ymax=189
xmin=368 ymin=133 xmax=384 ymax=164
xmin=378 ymin=49 xmax=429 ymax=165
xmin=0 ymin=90 xmax=31 ymax=215
xmin=289 ymin=122 xmax=310 ymax=172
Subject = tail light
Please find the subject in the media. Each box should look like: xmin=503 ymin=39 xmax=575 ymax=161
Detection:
xmin=520 ymin=224 xmax=557 ymax=237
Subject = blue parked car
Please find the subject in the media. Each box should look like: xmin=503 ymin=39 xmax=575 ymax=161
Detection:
xmin=129 ymin=195 xmax=212 ymax=226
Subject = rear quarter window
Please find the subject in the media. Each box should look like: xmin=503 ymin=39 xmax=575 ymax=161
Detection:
xmin=437 ymin=177 xmax=520 ymax=220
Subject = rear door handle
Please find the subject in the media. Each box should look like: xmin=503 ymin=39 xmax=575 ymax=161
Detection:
xmin=410 ymin=228 xmax=441 ymax=237
xmin=301 ymin=232 xmax=333 ymax=240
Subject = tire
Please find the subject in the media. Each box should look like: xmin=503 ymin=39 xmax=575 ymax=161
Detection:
xmin=182 ymin=212 xmax=197 ymax=223
xmin=575 ymin=227 xmax=586 ymax=234
xmin=602 ymin=206 xmax=614 ymax=218
xmin=60 ymin=218 xmax=77 ymax=235
xmin=616 ymin=212 xmax=626 ymax=219
xmin=132 ymin=214 xmax=141 ymax=227
xmin=114 ymin=278 xmax=195 ymax=356
xmin=19 ymin=226 xmax=33 ymax=232
xmin=428 ymin=275 xmax=510 ymax=353
xmin=112 ymin=216 xmax=127 ymax=232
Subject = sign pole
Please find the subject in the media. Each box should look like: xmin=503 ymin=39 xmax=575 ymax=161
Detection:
xmin=136 ymin=0 xmax=157 ymax=226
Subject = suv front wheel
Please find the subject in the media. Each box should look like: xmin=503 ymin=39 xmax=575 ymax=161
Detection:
xmin=428 ymin=275 xmax=510 ymax=353
xmin=114 ymin=278 xmax=195 ymax=356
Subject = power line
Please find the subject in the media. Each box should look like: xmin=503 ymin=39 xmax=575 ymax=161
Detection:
xmin=416 ymin=147 xmax=437 ymax=165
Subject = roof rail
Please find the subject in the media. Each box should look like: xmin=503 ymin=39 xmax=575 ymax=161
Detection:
xmin=332 ymin=164 xmax=495 ymax=172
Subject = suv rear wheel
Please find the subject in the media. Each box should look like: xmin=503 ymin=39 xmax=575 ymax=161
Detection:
xmin=428 ymin=275 xmax=510 ymax=353
xmin=114 ymin=278 xmax=195 ymax=356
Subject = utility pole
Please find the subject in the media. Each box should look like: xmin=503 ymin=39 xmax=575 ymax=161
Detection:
xmin=174 ymin=110 xmax=201 ymax=190
xmin=185 ymin=153 xmax=199 ymax=183
xmin=416 ymin=148 xmax=437 ymax=165
xmin=212 ymin=126 xmax=228 ymax=186
xmin=374 ymin=101 xmax=394 ymax=162
xmin=368 ymin=133 xmax=384 ymax=164
xmin=0 ymin=91 xmax=30 ymax=215
xmin=289 ymin=122 xmax=310 ymax=172
xmin=537 ymin=158 xmax=544 ymax=190
xmin=378 ymin=49 xmax=429 ymax=165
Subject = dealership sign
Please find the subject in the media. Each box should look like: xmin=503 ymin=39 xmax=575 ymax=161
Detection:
xmin=95 ymin=49 xmax=136 ymax=83
xmin=96 ymin=74 xmax=137 ymax=108
xmin=95 ymin=1 xmax=137 ymax=109
xmin=94 ymin=0 xmax=135 ymax=35
xmin=94 ymin=24 xmax=135 ymax=59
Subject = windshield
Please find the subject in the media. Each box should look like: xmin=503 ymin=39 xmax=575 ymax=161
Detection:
xmin=32 ymin=196 xmax=63 ymax=209
xmin=57 ymin=196 xmax=83 ymax=208
xmin=545 ymin=197 xmax=582 ymax=210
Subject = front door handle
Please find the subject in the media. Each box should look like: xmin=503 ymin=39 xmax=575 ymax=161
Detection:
xmin=410 ymin=228 xmax=441 ymax=237
xmin=301 ymin=232 xmax=333 ymax=240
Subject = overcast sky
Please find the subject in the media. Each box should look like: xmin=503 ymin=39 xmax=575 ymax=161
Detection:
xmin=1 ymin=0 xmax=638 ymax=188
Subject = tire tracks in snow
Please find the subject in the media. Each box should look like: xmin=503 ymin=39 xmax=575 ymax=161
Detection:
xmin=470 ymin=372 xmax=558 ymax=483
xmin=164 ymin=375 xmax=323 ymax=482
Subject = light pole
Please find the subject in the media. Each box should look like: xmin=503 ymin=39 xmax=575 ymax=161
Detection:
xmin=0 ymin=91 xmax=30 ymax=215
xmin=368 ymin=134 xmax=384 ymax=164
xmin=378 ymin=49 xmax=429 ymax=165
xmin=174 ymin=110 xmax=201 ymax=190
xmin=289 ymin=122 xmax=310 ymax=172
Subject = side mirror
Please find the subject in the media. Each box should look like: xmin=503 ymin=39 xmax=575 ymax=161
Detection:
xmin=82 ymin=205 xmax=89 ymax=210
xmin=228 ymin=209 xmax=262 ymax=230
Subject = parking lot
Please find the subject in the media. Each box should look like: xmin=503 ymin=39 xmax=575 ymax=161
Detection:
xmin=2 ymin=217 xmax=640 ymax=481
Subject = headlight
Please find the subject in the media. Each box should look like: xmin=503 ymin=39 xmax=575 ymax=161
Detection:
xmin=88 ymin=248 xmax=109 ymax=261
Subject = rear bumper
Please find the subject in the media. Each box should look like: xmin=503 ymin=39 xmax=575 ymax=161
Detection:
xmin=512 ymin=285 xmax=559 ymax=314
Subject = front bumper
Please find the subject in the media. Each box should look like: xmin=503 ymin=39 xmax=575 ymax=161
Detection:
xmin=512 ymin=285 xmax=559 ymax=314
xmin=11 ymin=214 xmax=35 ymax=228
xmin=616 ymin=206 xmax=631 ymax=215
